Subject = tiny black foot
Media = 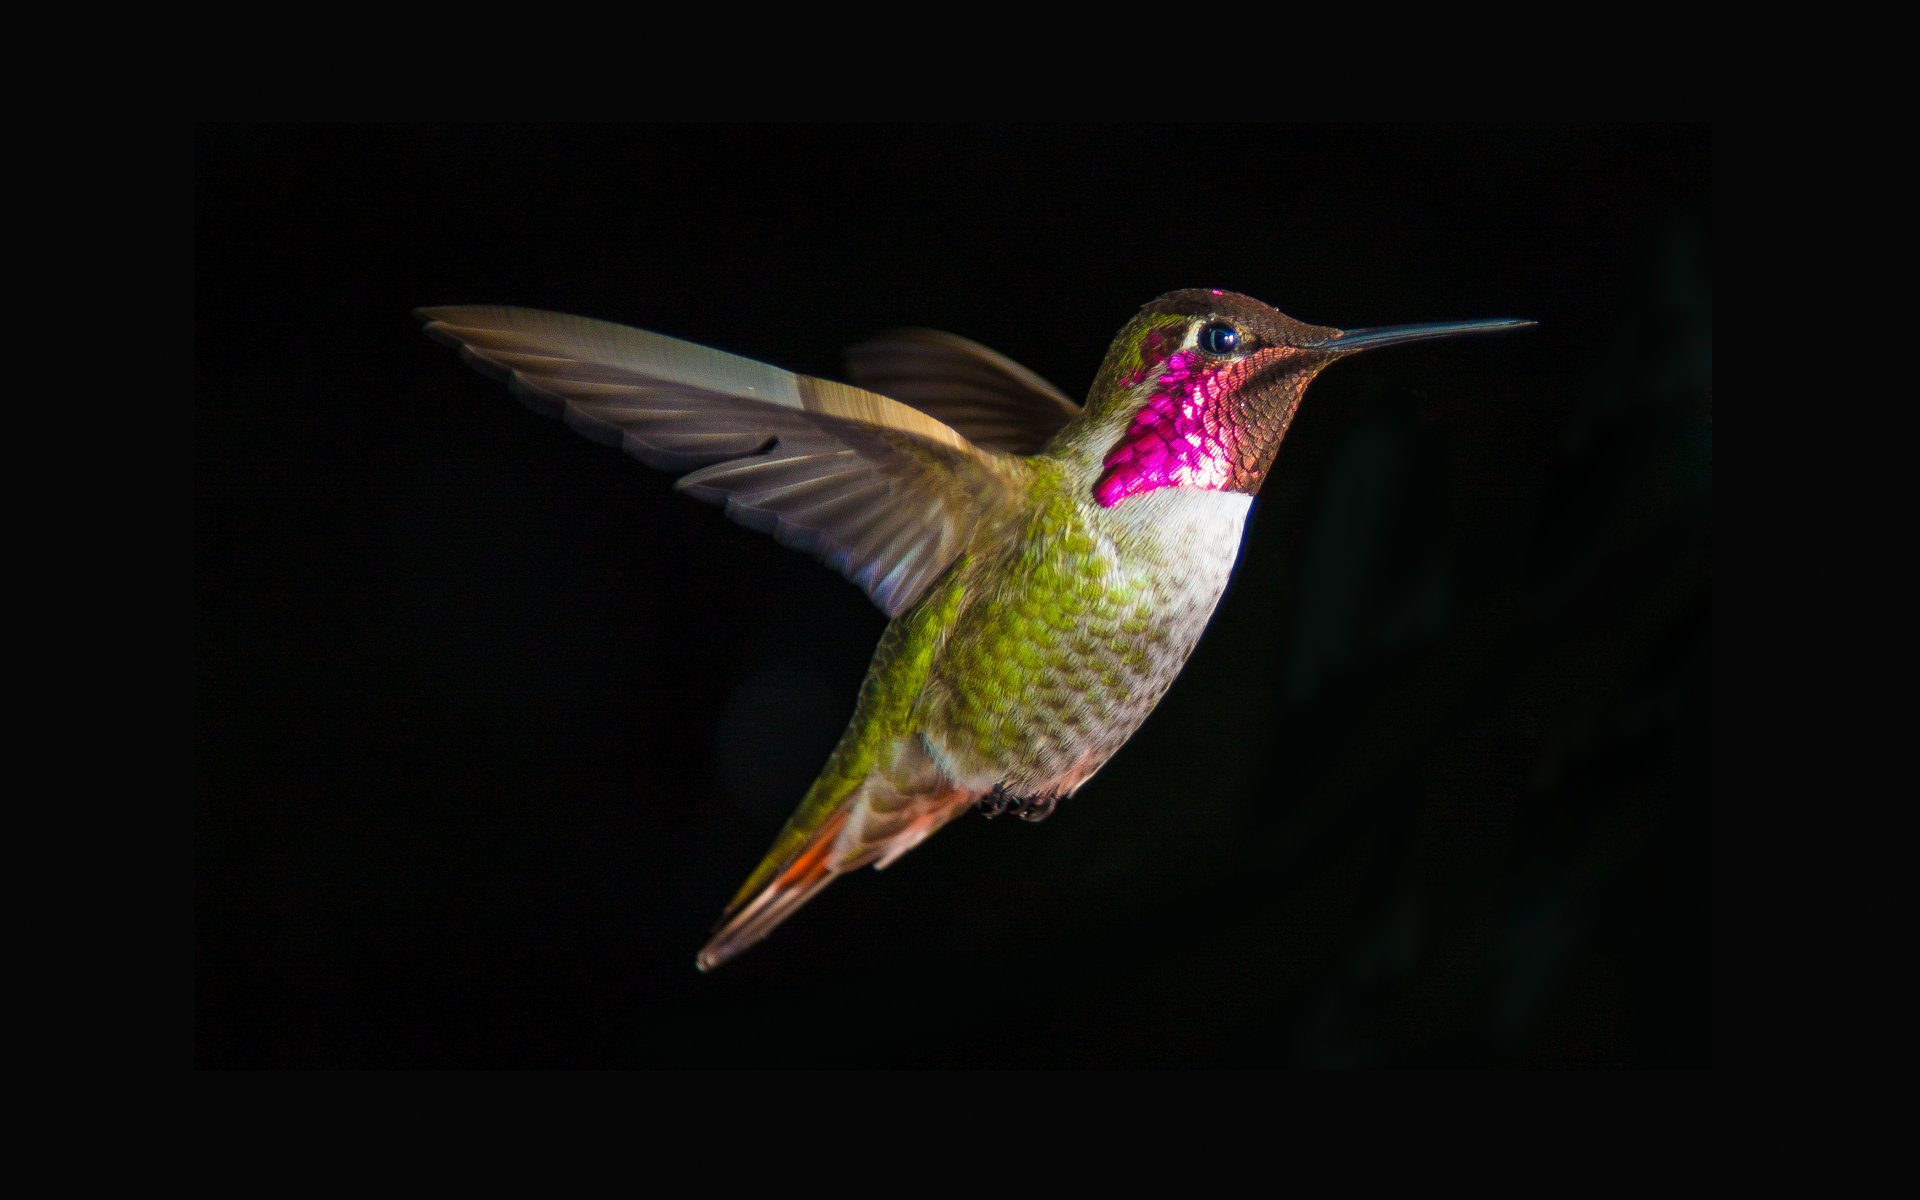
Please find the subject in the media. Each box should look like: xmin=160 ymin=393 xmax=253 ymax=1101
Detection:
xmin=979 ymin=786 xmax=1059 ymax=823
xmin=1016 ymin=793 xmax=1058 ymax=823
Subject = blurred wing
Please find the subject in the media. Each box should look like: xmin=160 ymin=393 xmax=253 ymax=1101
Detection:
xmin=845 ymin=328 xmax=1081 ymax=456
xmin=419 ymin=305 xmax=1025 ymax=618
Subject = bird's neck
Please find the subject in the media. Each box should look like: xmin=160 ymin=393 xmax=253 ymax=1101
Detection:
xmin=1042 ymin=364 xmax=1312 ymax=510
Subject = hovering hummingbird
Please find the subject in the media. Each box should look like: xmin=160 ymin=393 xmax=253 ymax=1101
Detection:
xmin=418 ymin=290 xmax=1530 ymax=970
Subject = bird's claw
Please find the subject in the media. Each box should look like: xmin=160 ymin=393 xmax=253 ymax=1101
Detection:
xmin=980 ymin=786 xmax=1058 ymax=823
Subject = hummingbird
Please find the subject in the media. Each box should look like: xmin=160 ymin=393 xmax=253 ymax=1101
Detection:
xmin=417 ymin=289 xmax=1530 ymax=970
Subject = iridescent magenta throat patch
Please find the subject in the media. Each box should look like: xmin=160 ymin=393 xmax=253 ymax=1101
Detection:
xmin=1095 ymin=352 xmax=1243 ymax=507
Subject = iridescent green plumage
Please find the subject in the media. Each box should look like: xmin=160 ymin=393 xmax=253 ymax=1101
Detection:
xmin=418 ymin=291 xmax=1532 ymax=970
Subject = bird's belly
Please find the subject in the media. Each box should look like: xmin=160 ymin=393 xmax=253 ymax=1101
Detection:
xmin=924 ymin=488 xmax=1252 ymax=796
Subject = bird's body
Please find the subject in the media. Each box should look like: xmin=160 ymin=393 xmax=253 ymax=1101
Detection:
xmin=723 ymin=476 xmax=1254 ymax=960
xmin=419 ymin=290 xmax=1530 ymax=969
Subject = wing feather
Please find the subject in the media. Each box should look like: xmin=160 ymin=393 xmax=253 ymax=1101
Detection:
xmin=420 ymin=306 xmax=1026 ymax=617
xmin=844 ymin=328 xmax=1082 ymax=455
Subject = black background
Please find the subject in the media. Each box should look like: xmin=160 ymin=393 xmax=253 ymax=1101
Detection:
xmin=197 ymin=125 xmax=1710 ymax=1068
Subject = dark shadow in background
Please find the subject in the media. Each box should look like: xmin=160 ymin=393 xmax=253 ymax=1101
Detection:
xmin=197 ymin=125 xmax=1709 ymax=1067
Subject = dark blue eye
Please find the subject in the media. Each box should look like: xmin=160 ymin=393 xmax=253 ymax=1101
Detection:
xmin=1199 ymin=321 xmax=1241 ymax=355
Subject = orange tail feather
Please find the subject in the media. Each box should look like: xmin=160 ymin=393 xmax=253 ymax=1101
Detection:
xmin=696 ymin=809 xmax=851 ymax=972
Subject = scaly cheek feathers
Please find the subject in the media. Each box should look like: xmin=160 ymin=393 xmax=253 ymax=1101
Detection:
xmin=1094 ymin=353 xmax=1244 ymax=507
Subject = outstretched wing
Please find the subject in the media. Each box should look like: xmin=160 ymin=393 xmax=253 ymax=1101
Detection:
xmin=844 ymin=328 xmax=1081 ymax=456
xmin=419 ymin=306 xmax=1025 ymax=618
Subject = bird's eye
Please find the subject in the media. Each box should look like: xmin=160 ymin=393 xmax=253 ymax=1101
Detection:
xmin=1198 ymin=321 xmax=1241 ymax=356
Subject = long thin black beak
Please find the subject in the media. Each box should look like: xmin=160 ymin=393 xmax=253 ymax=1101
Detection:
xmin=1324 ymin=318 xmax=1536 ymax=354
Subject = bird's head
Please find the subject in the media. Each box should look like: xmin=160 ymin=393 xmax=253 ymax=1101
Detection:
xmin=1075 ymin=288 xmax=1530 ymax=508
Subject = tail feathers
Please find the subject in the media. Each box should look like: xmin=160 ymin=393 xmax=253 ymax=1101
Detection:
xmin=697 ymin=810 xmax=851 ymax=972
xmin=870 ymin=797 xmax=970 ymax=869
xmin=696 ymin=785 xmax=975 ymax=971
